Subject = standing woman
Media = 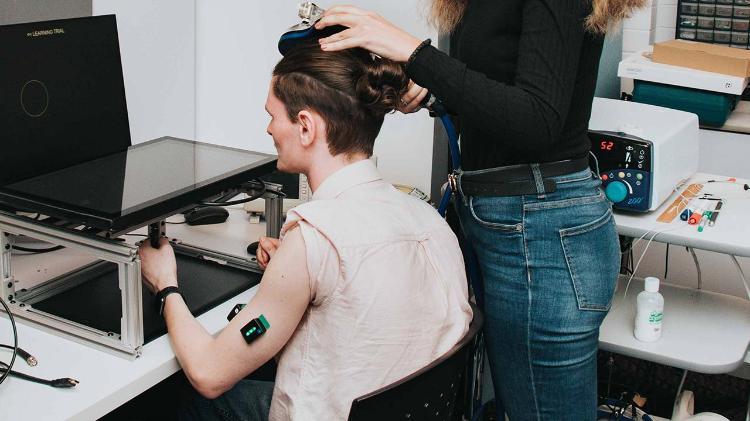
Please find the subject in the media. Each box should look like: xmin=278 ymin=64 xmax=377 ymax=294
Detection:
xmin=316 ymin=0 xmax=646 ymax=420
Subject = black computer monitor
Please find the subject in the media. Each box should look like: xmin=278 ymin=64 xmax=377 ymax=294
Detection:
xmin=0 ymin=15 xmax=131 ymax=186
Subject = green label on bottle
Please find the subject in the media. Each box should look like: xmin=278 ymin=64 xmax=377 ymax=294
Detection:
xmin=649 ymin=311 xmax=663 ymax=324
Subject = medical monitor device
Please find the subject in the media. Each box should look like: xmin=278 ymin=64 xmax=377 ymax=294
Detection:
xmin=0 ymin=15 xmax=131 ymax=186
xmin=588 ymin=98 xmax=699 ymax=212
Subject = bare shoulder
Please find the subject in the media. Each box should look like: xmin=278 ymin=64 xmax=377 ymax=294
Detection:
xmin=262 ymin=226 xmax=308 ymax=286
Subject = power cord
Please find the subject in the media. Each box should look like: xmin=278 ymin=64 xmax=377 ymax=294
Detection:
xmin=199 ymin=178 xmax=281 ymax=207
xmin=0 ymin=295 xmax=18 ymax=387
xmin=613 ymin=224 xmax=690 ymax=312
xmin=0 ymin=361 xmax=79 ymax=388
xmin=688 ymin=247 xmax=702 ymax=290
xmin=0 ymin=297 xmax=78 ymax=388
xmin=11 ymin=245 xmax=65 ymax=254
xmin=0 ymin=344 xmax=37 ymax=366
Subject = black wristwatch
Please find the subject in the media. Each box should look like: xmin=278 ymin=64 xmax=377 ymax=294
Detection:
xmin=155 ymin=286 xmax=182 ymax=316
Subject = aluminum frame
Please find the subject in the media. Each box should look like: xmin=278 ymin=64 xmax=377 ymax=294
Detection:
xmin=0 ymin=188 xmax=284 ymax=359
xmin=0 ymin=211 xmax=144 ymax=358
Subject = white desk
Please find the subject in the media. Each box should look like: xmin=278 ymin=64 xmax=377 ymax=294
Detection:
xmin=0 ymin=208 xmax=266 ymax=420
xmin=3 ymin=174 xmax=749 ymax=418
xmin=613 ymin=174 xmax=750 ymax=258
xmin=601 ymin=173 xmax=750 ymax=374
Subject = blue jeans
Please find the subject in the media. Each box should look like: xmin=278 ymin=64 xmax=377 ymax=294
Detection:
xmin=456 ymin=168 xmax=620 ymax=421
xmin=179 ymin=379 xmax=274 ymax=421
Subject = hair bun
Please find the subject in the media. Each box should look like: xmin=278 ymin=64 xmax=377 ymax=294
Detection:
xmin=355 ymin=55 xmax=409 ymax=115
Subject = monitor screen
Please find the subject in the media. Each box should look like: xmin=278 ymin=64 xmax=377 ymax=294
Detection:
xmin=0 ymin=15 xmax=131 ymax=186
xmin=0 ymin=137 xmax=277 ymax=230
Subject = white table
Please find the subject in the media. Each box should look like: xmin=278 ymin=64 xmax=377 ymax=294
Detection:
xmin=3 ymin=173 xmax=749 ymax=419
xmin=0 ymin=207 xmax=266 ymax=420
xmin=601 ymin=173 xmax=750 ymax=374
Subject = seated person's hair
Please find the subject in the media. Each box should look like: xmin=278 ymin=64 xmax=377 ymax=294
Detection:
xmin=272 ymin=42 xmax=409 ymax=157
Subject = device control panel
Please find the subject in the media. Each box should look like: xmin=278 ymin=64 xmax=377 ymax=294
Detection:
xmin=589 ymin=130 xmax=653 ymax=212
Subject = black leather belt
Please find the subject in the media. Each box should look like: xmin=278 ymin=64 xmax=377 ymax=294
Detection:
xmin=459 ymin=156 xmax=590 ymax=197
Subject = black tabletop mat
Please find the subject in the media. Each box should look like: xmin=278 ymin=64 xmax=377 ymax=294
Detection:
xmin=32 ymin=253 xmax=261 ymax=344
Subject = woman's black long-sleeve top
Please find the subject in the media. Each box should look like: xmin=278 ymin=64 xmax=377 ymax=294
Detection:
xmin=406 ymin=0 xmax=606 ymax=171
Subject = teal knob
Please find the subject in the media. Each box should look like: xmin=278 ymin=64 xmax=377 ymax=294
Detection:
xmin=605 ymin=181 xmax=628 ymax=203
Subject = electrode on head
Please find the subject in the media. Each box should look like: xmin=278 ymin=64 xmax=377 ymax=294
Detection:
xmin=298 ymin=2 xmax=325 ymax=24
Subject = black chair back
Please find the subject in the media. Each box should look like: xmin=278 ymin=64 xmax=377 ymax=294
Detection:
xmin=348 ymin=303 xmax=483 ymax=421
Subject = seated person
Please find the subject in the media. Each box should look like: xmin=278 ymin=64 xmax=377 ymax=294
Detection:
xmin=138 ymin=42 xmax=473 ymax=421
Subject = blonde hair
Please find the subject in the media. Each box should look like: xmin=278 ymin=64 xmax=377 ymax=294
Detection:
xmin=429 ymin=0 xmax=648 ymax=35
xmin=585 ymin=0 xmax=649 ymax=34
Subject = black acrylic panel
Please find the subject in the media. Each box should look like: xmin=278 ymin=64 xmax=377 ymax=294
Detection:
xmin=0 ymin=137 xmax=277 ymax=231
xmin=32 ymin=252 xmax=262 ymax=344
xmin=0 ymin=15 xmax=131 ymax=186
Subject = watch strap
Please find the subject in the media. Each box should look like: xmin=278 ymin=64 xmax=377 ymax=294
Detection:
xmin=156 ymin=286 xmax=181 ymax=316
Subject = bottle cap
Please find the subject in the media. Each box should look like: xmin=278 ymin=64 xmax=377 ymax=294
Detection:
xmin=645 ymin=276 xmax=660 ymax=293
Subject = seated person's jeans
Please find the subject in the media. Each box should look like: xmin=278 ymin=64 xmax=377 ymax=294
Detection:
xmin=179 ymin=379 xmax=274 ymax=421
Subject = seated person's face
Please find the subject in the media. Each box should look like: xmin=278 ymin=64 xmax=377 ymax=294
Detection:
xmin=265 ymin=83 xmax=302 ymax=174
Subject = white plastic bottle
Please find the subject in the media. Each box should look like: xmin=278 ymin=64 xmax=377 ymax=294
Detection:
xmin=634 ymin=277 xmax=664 ymax=342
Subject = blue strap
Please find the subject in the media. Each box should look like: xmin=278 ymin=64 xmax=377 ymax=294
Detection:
xmin=429 ymin=96 xmax=492 ymax=420
xmin=430 ymin=97 xmax=461 ymax=217
xmin=429 ymin=97 xmax=484 ymax=308
xmin=439 ymin=114 xmax=461 ymax=170
xmin=437 ymin=186 xmax=453 ymax=217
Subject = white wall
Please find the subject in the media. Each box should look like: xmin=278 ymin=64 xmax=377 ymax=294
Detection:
xmin=195 ymin=0 xmax=439 ymax=195
xmin=654 ymin=0 xmax=678 ymax=44
xmin=621 ymin=0 xmax=678 ymax=94
xmin=0 ymin=0 xmax=91 ymax=26
xmin=93 ymin=0 xmax=196 ymax=144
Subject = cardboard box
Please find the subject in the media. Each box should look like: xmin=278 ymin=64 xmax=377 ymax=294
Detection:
xmin=652 ymin=39 xmax=750 ymax=78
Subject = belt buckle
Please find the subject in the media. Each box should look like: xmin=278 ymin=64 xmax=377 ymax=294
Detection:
xmin=448 ymin=171 xmax=459 ymax=194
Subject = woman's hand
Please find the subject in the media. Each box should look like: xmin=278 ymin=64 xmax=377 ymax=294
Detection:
xmin=316 ymin=5 xmax=422 ymax=63
xmin=399 ymin=80 xmax=429 ymax=114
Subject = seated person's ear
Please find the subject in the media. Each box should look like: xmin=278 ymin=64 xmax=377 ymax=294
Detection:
xmin=296 ymin=110 xmax=319 ymax=147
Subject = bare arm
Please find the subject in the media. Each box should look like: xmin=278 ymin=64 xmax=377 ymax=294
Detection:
xmin=138 ymin=228 xmax=310 ymax=398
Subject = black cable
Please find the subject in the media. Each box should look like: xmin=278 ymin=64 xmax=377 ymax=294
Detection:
xmin=0 ymin=361 xmax=78 ymax=388
xmin=629 ymin=248 xmax=634 ymax=275
xmin=199 ymin=178 xmax=284 ymax=207
xmin=11 ymin=245 xmax=65 ymax=254
xmin=0 ymin=296 xmax=18 ymax=386
xmin=0 ymin=344 xmax=36 ymax=366
xmin=114 ymin=234 xmax=149 ymax=241
xmin=664 ymin=244 xmax=670 ymax=279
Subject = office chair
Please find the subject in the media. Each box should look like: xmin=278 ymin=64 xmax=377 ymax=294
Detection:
xmin=348 ymin=303 xmax=484 ymax=421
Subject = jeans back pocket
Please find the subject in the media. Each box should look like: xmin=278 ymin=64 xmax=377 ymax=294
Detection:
xmin=559 ymin=209 xmax=620 ymax=311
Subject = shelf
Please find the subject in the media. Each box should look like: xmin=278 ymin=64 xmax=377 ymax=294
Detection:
xmin=600 ymin=275 xmax=750 ymax=374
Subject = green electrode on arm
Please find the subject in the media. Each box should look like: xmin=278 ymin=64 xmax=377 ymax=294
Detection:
xmin=227 ymin=304 xmax=270 ymax=345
